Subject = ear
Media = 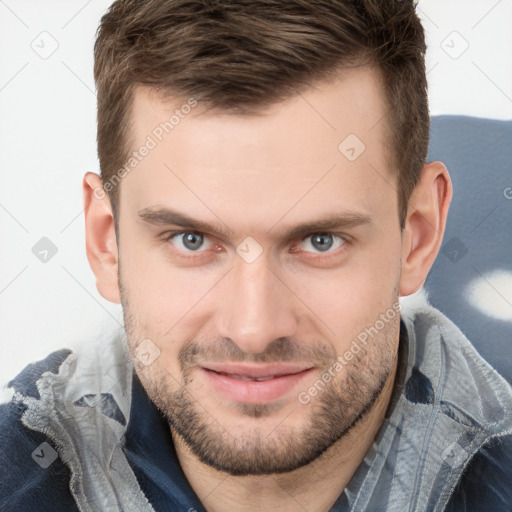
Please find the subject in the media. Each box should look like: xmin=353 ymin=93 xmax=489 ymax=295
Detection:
xmin=83 ymin=172 xmax=121 ymax=303
xmin=399 ymin=161 xmax=452 ymax=296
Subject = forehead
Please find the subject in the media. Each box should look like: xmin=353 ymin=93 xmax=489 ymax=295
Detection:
xmin=129 ymin=65 xmax=390 ymax=156
xmin=121 ymin=66 xmax=395 ymax=232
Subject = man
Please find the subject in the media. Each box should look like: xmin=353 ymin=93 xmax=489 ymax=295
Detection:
xmin=1 ymin=1 xmax=511 ymax=511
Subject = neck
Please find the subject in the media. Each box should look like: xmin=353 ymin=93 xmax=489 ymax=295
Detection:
xmin=172 ymin=361 xmax=398 ymax=512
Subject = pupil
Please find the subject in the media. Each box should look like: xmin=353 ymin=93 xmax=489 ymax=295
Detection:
xmin=311 ymin=234 xmax=333 ymax=252
xmin=183 ymin=232 xmax=203 ymax=250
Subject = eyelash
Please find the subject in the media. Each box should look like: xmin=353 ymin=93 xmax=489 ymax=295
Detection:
xmin=162 ymin=230 xmax=350 ymax=261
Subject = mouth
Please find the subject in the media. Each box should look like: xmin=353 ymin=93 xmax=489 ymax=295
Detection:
xmin=215 ymin=373 xmax=281 ymax=382
xmin=199 ymin=363 xmax=315 ymax=404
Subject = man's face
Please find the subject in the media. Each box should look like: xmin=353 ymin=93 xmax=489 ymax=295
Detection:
xmin=117 ymin=66 xmax=402 ymax=475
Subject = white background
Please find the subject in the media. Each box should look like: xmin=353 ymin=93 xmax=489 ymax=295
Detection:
xmin=1 ymin=0 xmax=511 ymax=391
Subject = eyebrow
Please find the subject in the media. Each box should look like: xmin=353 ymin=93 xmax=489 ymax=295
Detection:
xmin=138 ymin=207 xmax=232 ymax=237
xmin=137 ymin=206 xmax=372 ymax=240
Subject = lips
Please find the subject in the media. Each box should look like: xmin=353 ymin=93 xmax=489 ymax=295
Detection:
xmin=200 ymin=363 xmax=314 ymax=404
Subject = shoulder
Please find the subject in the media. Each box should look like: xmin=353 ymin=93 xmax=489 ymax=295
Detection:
xmin=399 ymin=295 xmax=512 ymax=511
xmin=0 ymin=349 xmax=79 ymax=512
xmin=444 ymin=433 xmax=512 ymax=511
xmin=400 ymin=295 xmax=512 ymax=410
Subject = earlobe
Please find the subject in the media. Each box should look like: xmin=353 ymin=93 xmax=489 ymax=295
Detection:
xmin=83 ymin=172 xmax=121 ymax=304
xmin=399 ymin=161 xmax=452 ymax=296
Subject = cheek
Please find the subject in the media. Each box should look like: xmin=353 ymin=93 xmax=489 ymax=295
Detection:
xmin=119 ymin=239 xmax=225 ymax=366
xmin=121 ymin=264 xmax=187 ymax=382
xmin=119 ymin=234 xmax=197 ymax=317
xmin=283 ymin=235 xmax=401 ymax=343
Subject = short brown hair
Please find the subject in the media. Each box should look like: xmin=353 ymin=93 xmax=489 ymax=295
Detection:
xmin=94 ymin=0 xmax=428 ymax=227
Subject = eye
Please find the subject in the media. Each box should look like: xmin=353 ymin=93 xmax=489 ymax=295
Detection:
xmin=298 ymin=233 xmax=345 ymax=253
xmin=168 ymin=231 xmax=213 ymax=252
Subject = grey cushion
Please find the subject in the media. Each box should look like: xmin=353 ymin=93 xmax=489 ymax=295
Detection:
xmin=425 ymin=115 xmax=512 ymax=382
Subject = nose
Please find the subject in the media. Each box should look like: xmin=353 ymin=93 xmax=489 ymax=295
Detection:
xmin=215 ymin=254 xmax=299 ymax=354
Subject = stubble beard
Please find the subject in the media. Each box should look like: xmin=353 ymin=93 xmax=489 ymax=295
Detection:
xmin=121 ymin=283 xmax=398 ymax=476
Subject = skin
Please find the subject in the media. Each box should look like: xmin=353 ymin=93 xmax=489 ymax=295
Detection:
xmin=83 ymin=65 xmax=452 ymax=511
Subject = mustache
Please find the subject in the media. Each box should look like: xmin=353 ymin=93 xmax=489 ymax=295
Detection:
xmin=178 ymin=336 xmax=337 ymax=370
